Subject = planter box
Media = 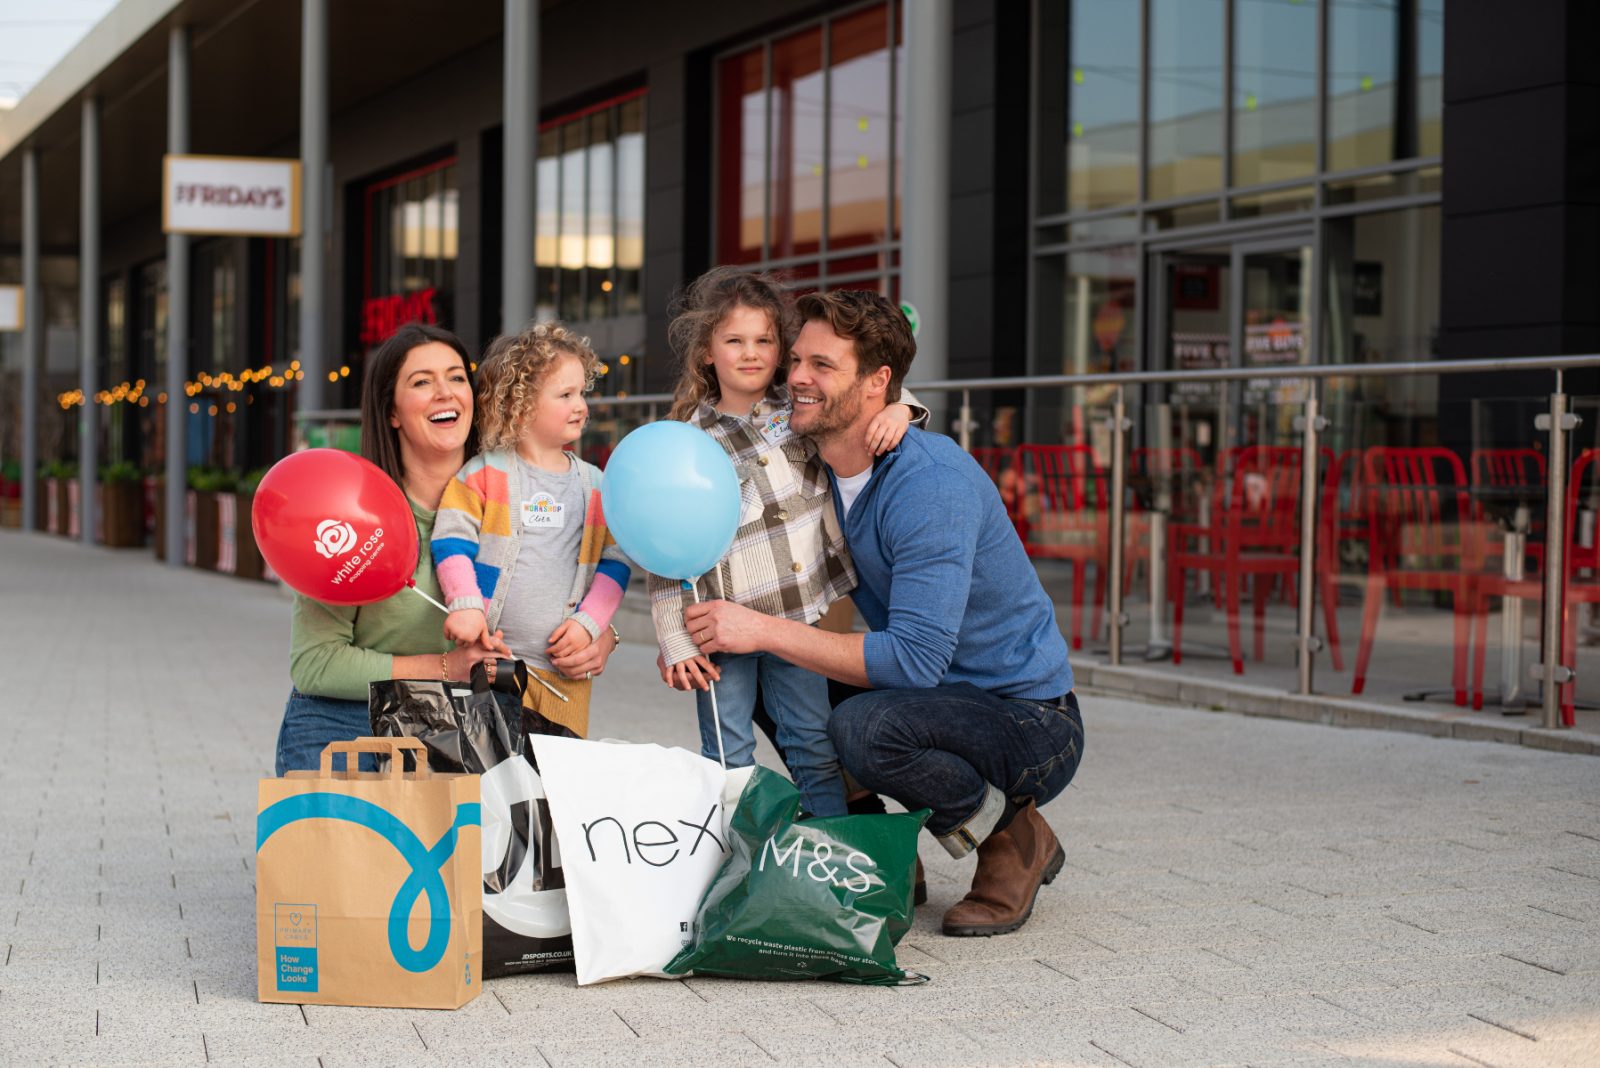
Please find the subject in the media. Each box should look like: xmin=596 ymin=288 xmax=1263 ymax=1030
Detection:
xmin=190 ymin=490 xmax=219 ymax=571
xmin=100 ymin=482 xmax=144 ymax=548
xmin=234 ymin=490 xmax=264 ymax=580
xmin=153 ymin=481 xmax=167 ymax=561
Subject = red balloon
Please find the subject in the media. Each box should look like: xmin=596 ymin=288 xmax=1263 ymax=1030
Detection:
xmin=250 ymin=449 xmax=419 ymax=606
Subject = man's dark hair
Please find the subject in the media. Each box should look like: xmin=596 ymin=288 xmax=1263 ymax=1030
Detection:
xmin=795 ymin=289 xmax=916 ymax=403
xmin=359 ymin=321 xmax=477 ymax=487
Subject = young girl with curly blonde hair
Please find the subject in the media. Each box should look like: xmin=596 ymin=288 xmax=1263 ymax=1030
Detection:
xmin=432 ymin=321 xmax=630 ymax=737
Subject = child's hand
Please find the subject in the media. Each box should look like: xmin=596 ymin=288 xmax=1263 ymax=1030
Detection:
xmin=666 ymin=654 xmax=721 ymax=692
xmin=866 ymin=402 xmax=914 ymax=455
xmin=444 ymin=609 xmax=490 ymax=648
xmin=547 ymin=618 xmax=593 ymax=660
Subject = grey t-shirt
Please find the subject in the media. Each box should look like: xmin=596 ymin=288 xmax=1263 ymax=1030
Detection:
xmin=497 ymin=454 xmax=586 ymax=670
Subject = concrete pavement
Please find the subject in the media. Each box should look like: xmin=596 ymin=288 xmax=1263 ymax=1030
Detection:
xmin=1 ymin=529 xmax=1597 ymax=1067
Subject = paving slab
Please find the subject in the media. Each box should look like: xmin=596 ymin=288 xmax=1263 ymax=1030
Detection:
xmin=3 ymin=531 xmax=1599 ymax=1066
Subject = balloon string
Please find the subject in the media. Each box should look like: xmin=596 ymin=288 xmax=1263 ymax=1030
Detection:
xmin=406 ymin=580 xmax=450 ymax=614
xmin=690 ymin=580 xmax=727 ymax=770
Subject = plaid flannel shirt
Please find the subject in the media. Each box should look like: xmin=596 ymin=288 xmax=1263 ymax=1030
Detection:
xmin=648 ymin=398 xmax=856 ymax=666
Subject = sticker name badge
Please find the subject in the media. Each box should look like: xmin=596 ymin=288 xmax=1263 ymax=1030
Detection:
xmin=521 ymin=493 xmax=566 ymax=529
xmin=761 ymin=410 xmax=793 ymax=444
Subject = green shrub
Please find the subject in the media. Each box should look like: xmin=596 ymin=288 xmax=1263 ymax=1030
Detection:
xmin=100 ymin=461 xmax=141 ymax=484
xmin=237 ymin=466 xmax=271 ymax=494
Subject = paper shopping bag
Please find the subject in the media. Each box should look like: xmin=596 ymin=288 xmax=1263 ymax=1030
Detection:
xmin=256 ymin=738 xmax=482 ymax=1009
xmin=371 ymin=659 xmax=578 ymax=977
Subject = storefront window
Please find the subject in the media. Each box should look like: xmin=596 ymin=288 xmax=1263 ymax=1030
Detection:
xmin=1041 ymin=0 xmax=1139 ymax=216
xmin=533 ymin=91 xmax=648 ymax=324
xmin=362 ymin=156 xmax=458 ymax=347
xmin=1233 ymin=0 xmax=1317 ymax=187
xmin=1328 ymin=0 xmax=1442 ymax=171
xmin=1323 ymin=205 xmax=1440 ymax=365
xmin=716 ymin=1 xmax=900 ymax=295
xmin=1148 ymin=0 xmax=1224 ymax=201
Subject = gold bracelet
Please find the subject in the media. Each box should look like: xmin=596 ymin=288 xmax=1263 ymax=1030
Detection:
xmin=441 ymin=652 xmax=450 ymax=682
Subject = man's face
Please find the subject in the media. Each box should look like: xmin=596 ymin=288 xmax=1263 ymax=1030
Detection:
xmin=787 ymin=320 xmax=870 ymax=441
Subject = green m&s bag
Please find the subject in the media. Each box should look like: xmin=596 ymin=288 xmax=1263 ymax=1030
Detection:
xmin=665 ymin=766 xmax=929 ymax=985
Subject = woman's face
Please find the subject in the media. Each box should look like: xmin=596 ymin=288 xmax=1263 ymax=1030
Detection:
xmin=388 ymin=342 xmax=474 ymax=463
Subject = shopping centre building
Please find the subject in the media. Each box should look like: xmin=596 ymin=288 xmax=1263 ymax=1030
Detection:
xmin=0 ymin=0 xmax=1590 ymax=523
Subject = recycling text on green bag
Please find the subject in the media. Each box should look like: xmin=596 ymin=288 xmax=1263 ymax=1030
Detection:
xmin=666 ymin=766 xmax=929 ymax=985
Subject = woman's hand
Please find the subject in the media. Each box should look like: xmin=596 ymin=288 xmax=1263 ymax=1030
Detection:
xmin=550 ymin=622 xmax=614 ymax=681
xmin=866 ymin=402 xmax=914 ymax=455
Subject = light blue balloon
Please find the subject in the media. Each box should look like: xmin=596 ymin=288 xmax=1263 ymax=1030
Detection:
xmin=601 ymin=421 xmax=742 ymax=581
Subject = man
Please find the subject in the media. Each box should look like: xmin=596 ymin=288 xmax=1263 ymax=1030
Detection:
xmin=686 ymin=289 xmax=1083 ymax=937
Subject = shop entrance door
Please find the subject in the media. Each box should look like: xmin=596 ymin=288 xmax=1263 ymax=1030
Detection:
xmin=1149 ymin=233 xmax=1313 ymax=458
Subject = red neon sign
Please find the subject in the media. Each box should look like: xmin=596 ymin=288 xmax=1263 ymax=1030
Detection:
xmin=361 ymin=287 xmax=438 ymax=346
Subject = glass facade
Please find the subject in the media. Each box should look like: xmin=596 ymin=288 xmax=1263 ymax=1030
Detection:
xmin=715 ymin=0 xmax=901 ymax=296
xmin=361 ymin=156 xmax=460 ymax=347
xmin=1033 ymin=0 xmax=1445 ymax=414
xmin=534 ymin=92 xmax=647 ymax=324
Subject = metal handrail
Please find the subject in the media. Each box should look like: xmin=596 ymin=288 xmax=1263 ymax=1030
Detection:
xmin=290 ymin=351 xmax=1595 ymax=731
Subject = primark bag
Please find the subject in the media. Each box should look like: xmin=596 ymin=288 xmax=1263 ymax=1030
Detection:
xmin=370 ymin=659 xmax=577 ymax=978
xmin=666 ymin=766 xmax=928 ymax=985
xmin=256 ymin=738 xmax=481 ymax=1008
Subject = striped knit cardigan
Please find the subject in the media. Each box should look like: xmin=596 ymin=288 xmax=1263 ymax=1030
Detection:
xmin=431 ymin=449 xmax=630 ymax=639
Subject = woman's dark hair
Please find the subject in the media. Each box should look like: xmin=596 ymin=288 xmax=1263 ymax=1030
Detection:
xmin=359 ymin=322 xmax=478 ymax=487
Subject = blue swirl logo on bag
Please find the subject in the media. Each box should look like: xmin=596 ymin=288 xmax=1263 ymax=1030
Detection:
xmin=257 ymin=793 xmax=481 ymax=976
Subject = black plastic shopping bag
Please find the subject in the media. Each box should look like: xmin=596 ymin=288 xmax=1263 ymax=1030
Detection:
xmin=666 ymin=766 xmax=929 ymax=985
xmin=370 ymin=660 xmax=577 ymax=977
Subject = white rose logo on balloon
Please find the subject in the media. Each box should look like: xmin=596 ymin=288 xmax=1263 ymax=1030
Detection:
xmin=314 ymin=519 xmax=358 ymax=559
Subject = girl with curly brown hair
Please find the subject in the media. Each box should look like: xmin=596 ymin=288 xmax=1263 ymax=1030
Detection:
xmin=430 ymin=321 xmax=631 ymax=737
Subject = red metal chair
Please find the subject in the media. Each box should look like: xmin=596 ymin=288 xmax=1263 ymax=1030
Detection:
xmin=1016 ymin=444 xmax=1107 ymax=650
xmin=1169 ymin=446 xmax=1312 ymax=674
xmin=1351 ymin=447 xmax=1485 ymax=705
xmin=1314 ymin=448 xmax=1365 ymax=672
xmin=970 ymin=446 xmax=1025 ymax=539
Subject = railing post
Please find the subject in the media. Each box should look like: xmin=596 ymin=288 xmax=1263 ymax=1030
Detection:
xmin=1295 ymin=383 xmax=1324 ymax=696
xmin=1538 ymin=388 xmax=1576 ymax=728
xmin=1107 ymin=385 xmax=1130 ymax=666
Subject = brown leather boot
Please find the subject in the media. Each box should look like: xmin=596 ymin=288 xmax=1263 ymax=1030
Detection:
xmin=941 ymin=801 xmax=1064 ymax=937
xmin=914 ymin=857 xmax=927 ymax=906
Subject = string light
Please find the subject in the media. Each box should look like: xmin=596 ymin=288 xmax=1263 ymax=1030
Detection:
xmin=64 ymin=359 xmax=314 ymax=410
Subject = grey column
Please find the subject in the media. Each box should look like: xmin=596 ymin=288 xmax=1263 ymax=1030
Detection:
xmin=297 ymin=0 xmax=327 ymax=412
xmin=80 ymin=96 xmax=100 ymax=546
xmin=502 ymin=0 xmax=538 ymax=331
xmin=900 ymin=0 xmax=951 ymax=422
xmin=165 ymin=25 xmax=189 ymax=566
xmin=20 ymin=147 xmax=40 ymax=534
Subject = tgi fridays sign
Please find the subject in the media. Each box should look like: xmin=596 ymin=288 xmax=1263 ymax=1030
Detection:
xmin=163 ymin=155 xmax=301 ymax=237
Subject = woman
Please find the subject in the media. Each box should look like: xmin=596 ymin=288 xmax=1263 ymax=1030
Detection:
xmin=274 ymin=322 xmax=619 ymax=774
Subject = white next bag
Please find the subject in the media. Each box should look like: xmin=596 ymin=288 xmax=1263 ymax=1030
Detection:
xmin=529 ymin=736 xmax=734 ymax=985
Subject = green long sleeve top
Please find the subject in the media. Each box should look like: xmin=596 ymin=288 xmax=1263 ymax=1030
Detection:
xmin=288 ymin=499 xmax=451 ymax=701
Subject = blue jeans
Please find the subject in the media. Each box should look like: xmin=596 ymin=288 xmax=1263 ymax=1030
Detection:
xmin=698 ymin=651 xmax=848 ymax=817
xmin=828 ymin=685 xmax=1084 ymax=857
xmin=274 ymin=689 xmax=375 ymax=776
